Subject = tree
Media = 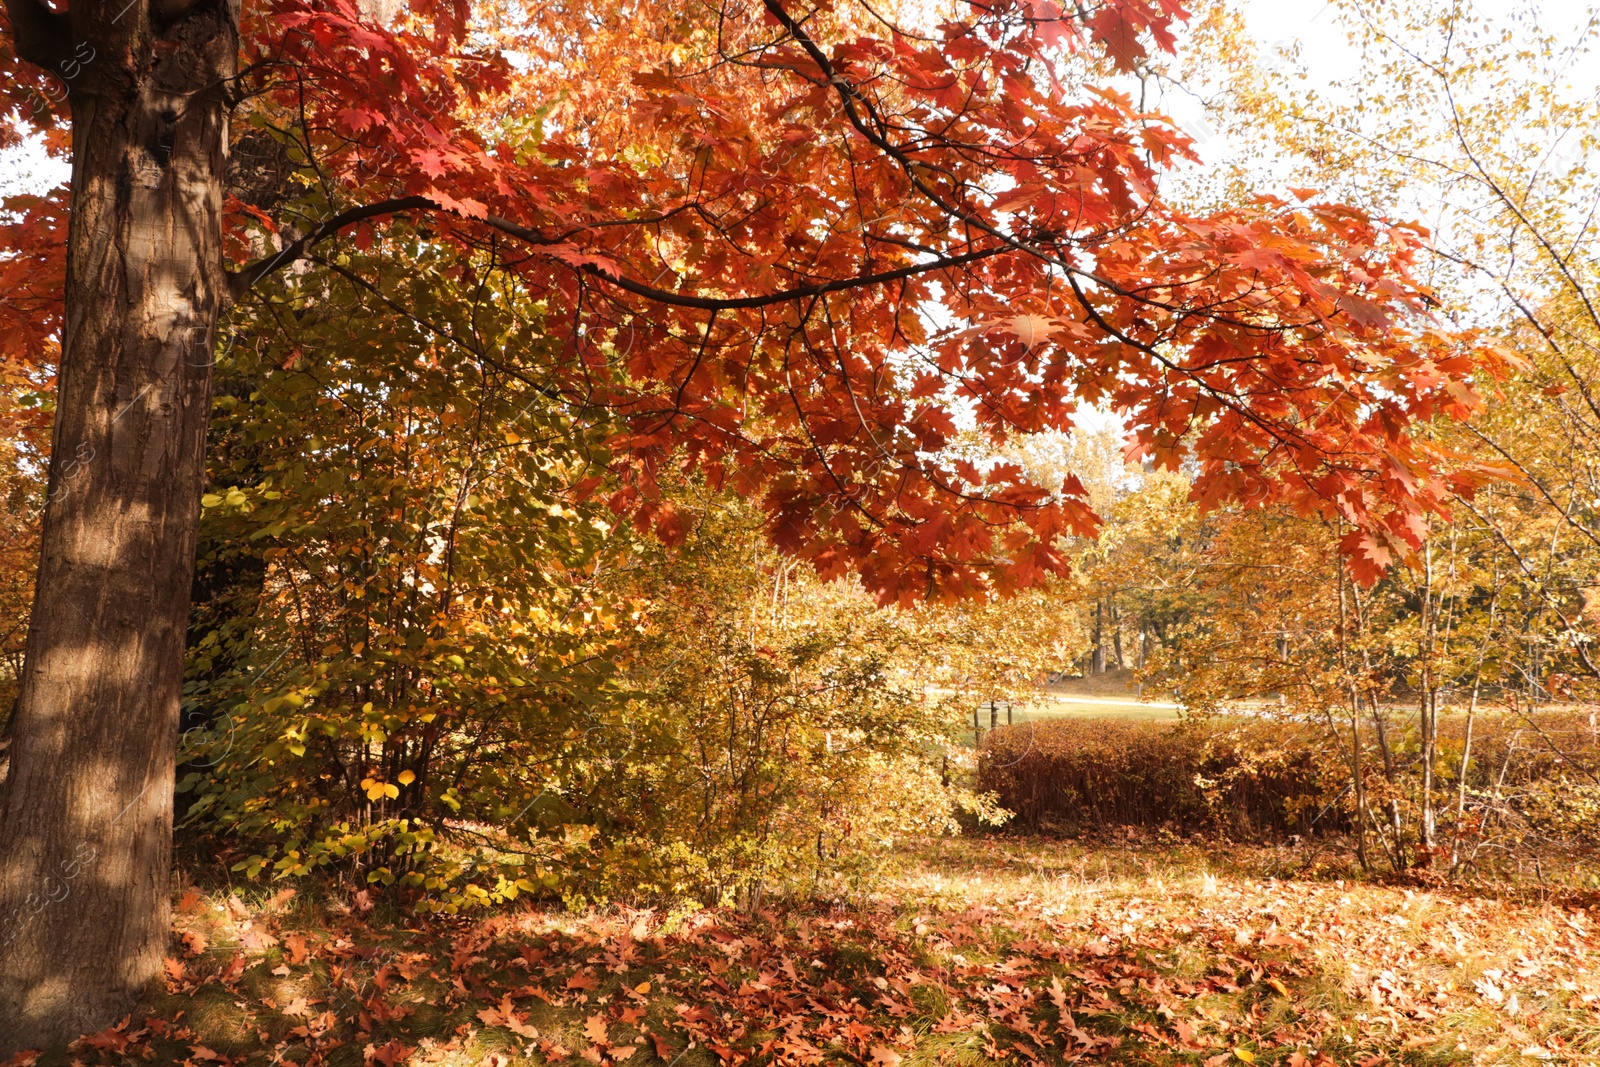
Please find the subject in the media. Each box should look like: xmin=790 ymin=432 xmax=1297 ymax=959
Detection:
xmin=0 ymin=0 xmax=1502 ymax=1046
xmin=1188 ymin=0 xmax=1600 ymax=870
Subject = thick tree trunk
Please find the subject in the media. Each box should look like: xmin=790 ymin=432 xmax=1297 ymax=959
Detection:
xmin=0 ymin=0 xmax=234 ymax=1049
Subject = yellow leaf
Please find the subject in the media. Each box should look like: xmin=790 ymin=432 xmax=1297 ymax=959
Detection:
xmin=1234 ymin=1050 xmax=1255 ymax=1064
xmin=383 ymin=783 xmax=399 ymax=800
xmin=1268 ymin=977 xmax=1290 ymax=997
xmin=398 ymin=770 xmax=416 ymax=786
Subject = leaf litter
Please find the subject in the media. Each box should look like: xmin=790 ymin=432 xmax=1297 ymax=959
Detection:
xmin=9 ymin=839 xmax=1596 ymax=1067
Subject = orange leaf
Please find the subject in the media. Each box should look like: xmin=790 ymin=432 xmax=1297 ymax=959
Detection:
xmin=365 ymin=1038 xmax=412 ymax=1067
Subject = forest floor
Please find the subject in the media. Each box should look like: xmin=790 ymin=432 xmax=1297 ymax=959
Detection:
xmin=12 ymin=837 xmax=1598 ymax=1067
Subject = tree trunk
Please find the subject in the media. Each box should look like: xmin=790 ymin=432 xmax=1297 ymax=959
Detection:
xmin=1418 ymin=540 xmax=1437 ymax=861
xmin=1091 ymin=599 xmax=1105 ymax=674
xmin=1347 ymin=691 xmax=1370 ymax=871
xmin=0 ymin=0 xmax=234 ymax=1049
xmin=1110 ymin=601 xmax=1124 ymax=669
xmin=1368 ymin=695 xmax=1406 ymax=869
xmin=1332 ymin=548 xmax=1367 ymax=870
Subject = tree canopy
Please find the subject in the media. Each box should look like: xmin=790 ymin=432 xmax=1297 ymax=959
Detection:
xmin=1 ymin=0 xmax=1504 ymax=597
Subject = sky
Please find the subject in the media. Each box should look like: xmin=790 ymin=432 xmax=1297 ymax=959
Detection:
xmin=0 ymin=134 xmax=66 ymax=199
xmin=1241 ymin=0 xmax=1351 ymax=76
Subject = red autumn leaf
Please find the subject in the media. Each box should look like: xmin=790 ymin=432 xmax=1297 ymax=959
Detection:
xmin=868 ymin=1047 xmax=902 ymax=1067
xmin=425 ymin=187 xmax=488 ymax=219
xmin=1088 ymin=7 xmax=1146 ymax=70
xmin=364 ymin=1038 xmax=412 ymax=1067
xmin=478 ymin=996 xmax=539 ymax=1039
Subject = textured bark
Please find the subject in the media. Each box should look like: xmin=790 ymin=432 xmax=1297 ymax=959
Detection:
xmin=0 ymin=0 xmax=237 ymax=1048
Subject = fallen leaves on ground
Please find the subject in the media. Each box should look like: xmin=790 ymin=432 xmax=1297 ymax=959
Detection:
xmin=19 ymin=839 xmax=1599 ymax=1067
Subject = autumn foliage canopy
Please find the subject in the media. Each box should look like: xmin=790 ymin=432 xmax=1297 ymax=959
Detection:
xmin=1 ymin=0 xmax=1502 ymax=597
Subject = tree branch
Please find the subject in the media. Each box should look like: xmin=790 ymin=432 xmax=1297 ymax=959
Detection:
xmin=4 ymin=0 xmax=72 ymax=72
xmin=487 ymin=209 xmax=1011 ymax=309
xmin=227 ymin=195 xmax=439 ymax=296
xmin=228 ymin=193 xmax=1012 ymax=310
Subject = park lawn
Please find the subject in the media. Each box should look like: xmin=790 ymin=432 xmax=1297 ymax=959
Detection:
xmin=1013 ymin=696 xmax=1182 ymax=722
xmin=14 ymin=838 xmax=1597 ymax=1067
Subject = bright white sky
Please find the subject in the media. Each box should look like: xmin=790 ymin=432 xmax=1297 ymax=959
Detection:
xmin=0 ymin=134 xmax=66 ymax=199
xmin=1214 ymin=0 xmax=1357 ymax=150
xmin=1155 ymin=0 xmax=1368 ymax=170
xmin=1241 ymin=0 xmax=1351 ymax=75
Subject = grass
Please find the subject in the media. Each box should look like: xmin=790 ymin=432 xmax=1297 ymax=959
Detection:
xmin=13 ymin=838 xmax=1599 ymax=1067
xmin=959 ymin=693 xmax=1182 ymax=737
xmin=1013 ymin=695 xmax=1181 ymax=722
xmin=1032 ymin=672 xmax=1181 ymax=722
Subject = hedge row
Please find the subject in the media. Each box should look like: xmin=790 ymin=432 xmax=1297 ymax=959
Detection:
xmin=977 ymin=718 xmax=1342 ymax=839
xmin=978 ymin=711 xmax=1600 ymax=842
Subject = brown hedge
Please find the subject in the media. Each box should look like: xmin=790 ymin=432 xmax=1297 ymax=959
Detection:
xmin=976 ymin=711 xmax=1600 ymax=849
xmin=977 ymin=717 xmax=1340 ymax=839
